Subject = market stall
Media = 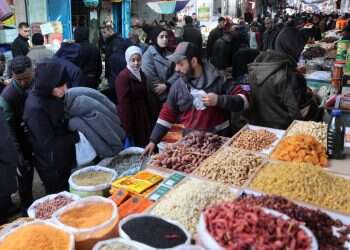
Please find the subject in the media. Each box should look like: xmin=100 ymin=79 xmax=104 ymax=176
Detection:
xmin=0 ymin=116 xmax=350 ymax=249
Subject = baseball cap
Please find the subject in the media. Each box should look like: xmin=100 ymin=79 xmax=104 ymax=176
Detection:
xmin=167 ymin=42 xmax=201 ymax=63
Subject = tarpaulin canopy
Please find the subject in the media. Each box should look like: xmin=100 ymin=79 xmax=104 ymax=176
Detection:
xmin=146 ymin=0 xmax=190 ymax=14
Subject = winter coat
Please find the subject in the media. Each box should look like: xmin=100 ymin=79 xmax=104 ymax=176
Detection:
xmin=262 ymin=28 xmax=280 ymax=50
xmin=108 ymin=50 xmax=127 ymax=92
xmin=248 ymin=50 xmax=306 ymax=129
xmin=183 ymin=24 xmax=203 ymax=49
xmin=141 ymin=45 xmax=179 ymax=125
xmin=12 ymin=35 xmax=29 ymax=57
xmin=27 ymin=46 xmax=54 ymax=68
xmin=52 ymin=57 xmax=86 ymax=88
xmin=206 ymin=27 xmax=224 ymax=59
xmin=0 ymin=80 xmax=33 ymax=162
xmin=116 ymin=68 xmax=151 ymax=147
xmin=0 ymin=110 xmax=18 ymax=197
xmin=105 ymin=33 xmax=130 ymax=82
xmin=64 ymin=87 xmax=125 ymax=158
xmin=55 ymin=42 xmax=81 ymax=66
xmin=150 ymin=62 xmax=248 ymax=144
xmin=23 ymin=62 xmax=78 ymax=194
xmin=211 ymin=31 xmax=247 ymax=70
xmin=232 ymin=48 xmax=260 ymax=81
xmin=77 ymin=41 xmax=102 ymax=89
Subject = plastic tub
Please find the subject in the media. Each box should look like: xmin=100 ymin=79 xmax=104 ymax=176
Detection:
xmin=53 ymin=196 xmax=119 ymax=250
xmin=69 ymin=166 xmax=117 ymax=198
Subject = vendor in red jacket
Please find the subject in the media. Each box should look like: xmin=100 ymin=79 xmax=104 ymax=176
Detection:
xmin=144 ymin=42 xmax=249 ymax=155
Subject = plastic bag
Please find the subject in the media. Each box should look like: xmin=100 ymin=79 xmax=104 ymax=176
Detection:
xmin=52 ymin=196 xmax=118 ymax=241
xmin=0 ymin=221 xmax=75 ymax=250
xmin=27 ymin=191 xmax=80 ymax=219
xmin=69 ymin=166 xmax=117 ymax=193
xmin=75 ymin=131 xmax=97 ymax=166
xmin=196 ymin=209 xmax=318 ymax=250
xmin=119 ymin=214 xmax=191 ymax=250
xmin=190 ymin=88 xmax=207 ymax=111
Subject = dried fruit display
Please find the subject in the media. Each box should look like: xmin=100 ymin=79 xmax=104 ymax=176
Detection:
xmin=271 ymin=134 xmax=328 ymax=167
xmin=151 ymin=178 xmax=237 ymax=234
xmin=249 ymin=162 xmax=350 ymax=214
xmin=303 ymin=46 xmax=326 ymax=59
xmin=237 ymin=194 xmax=350 ymax=250
xmin=287 ymin=121 xmax=327 ymax=146
xmin=232 ymin=128 xmax=277 ymax=151
xmin=204 ymin=202 xmax=312 ymax=250
xmin=194 ymin=147 xmax=264 ymax=186
xmin=150 ymin=131 xmax=227 ymax=173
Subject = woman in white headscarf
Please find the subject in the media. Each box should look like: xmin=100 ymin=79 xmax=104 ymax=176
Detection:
xmin=115 ymin=46 xmax=151 ymax=147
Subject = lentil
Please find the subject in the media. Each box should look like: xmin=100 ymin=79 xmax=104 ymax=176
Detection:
xmin=271 ymin=134 xmax=328 ymax=167
xmin=151 ymin=178 xmax=236 ymax=234
xmin=204 ymin=202 xmax=312 ymax=250
xmin=194 ymin=147 xmax=264 ymax=186
xmin=0 ymin=223 xmax=71 ymax=250
xmin=73 ymin=171 xmax=113 ymax=186
xmin=59 ymin=202 xmax=113 ymax=228
xmin=250 ymin=162 xmax=350 ymax=213
xmin=121 ymin=216 xmax=188 ymax=248
xmin=232 ymin=128 xmax=277 ymax=151
xmin=34 ymin=195 xmax=74 ymax=220
xmin=287 ymin=121 xmax=327 ymax=146
xmin=237 ymin=194 xmax=350 ymax=250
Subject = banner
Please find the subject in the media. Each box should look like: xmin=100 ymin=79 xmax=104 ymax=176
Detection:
xmin=197 ymin=0 xmax=212 ymax=21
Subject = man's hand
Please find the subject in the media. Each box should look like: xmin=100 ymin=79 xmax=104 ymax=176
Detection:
xmin=202 ymin=93 xmax=218 ymax=107
xmin=142 ymin=142 xmax=156 ymax=158
xmin=153 ymin=83 xmax=167 ymax=96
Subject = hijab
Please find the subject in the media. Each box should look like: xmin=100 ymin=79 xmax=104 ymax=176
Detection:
xmin=150 ymin=26 xmax=167 ymax=54
xmin=125 ymin=46 xmax=143 ymax=81
xmin=275 ymin=27 xmax=305 ymax=63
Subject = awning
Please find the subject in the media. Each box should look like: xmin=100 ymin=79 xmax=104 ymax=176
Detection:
xmin=146 ymin=0 xmax=190 ymax=14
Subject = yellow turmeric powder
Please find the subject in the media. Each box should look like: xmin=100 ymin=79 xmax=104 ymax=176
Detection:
xmin=0 ymin=223 xmax=70 ymax=250
xmin=59 ymin=202 xmax=113 ymax=228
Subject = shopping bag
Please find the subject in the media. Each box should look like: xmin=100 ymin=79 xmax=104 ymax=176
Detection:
xmin=75 ymin=131 xmax=97 ymax=166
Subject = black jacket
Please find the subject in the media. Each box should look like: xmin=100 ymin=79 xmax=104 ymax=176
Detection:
xmin=262 ymin=28 xmax=280 ymax=51
xmin=248 ymin=50 xmax=305 ymax=129
xmin=23 ymin=62 xmax=78 ymax=194
xmin=77 ymin=41 xmax=102 ymax=89
xmin=206 ymin=27 xmax=224 ymax=59
xmin=105 ymin=34 xmax=130 ymax=82
xmin=183 ymin=24 xmax=203 ymax=49
xmin=12 ymin=35 xmax=29 ymax=57
xmin=0 ymin=110 xmax=18 ymax=197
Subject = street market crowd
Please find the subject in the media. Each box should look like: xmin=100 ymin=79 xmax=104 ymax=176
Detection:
xmin=0 ymin=11 xmax=346 ymax=224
